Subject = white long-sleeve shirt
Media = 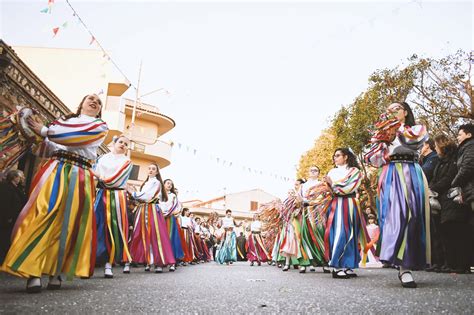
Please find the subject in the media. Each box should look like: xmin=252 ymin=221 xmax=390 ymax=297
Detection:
xmin=132 ymin=177 xmax=161 ymax=202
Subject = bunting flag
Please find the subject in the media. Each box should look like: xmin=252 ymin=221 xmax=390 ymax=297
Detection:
xmin=52 ymin=27 xmax=60 ymax=37
xmin=89 ymin=36 xmax=96 ymax=45
xmin=40 ymin=7 xmax=50 ymax=14
xmin=62 ymin=21 xmax=68 ymax=28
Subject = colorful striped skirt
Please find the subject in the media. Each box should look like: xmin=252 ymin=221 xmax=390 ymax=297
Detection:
xmin=129 ymin=203 xmax=176 ymax=267
xmin=177 ymin=226 xmax=194 ymax=262
xmin=300 ymin=208 xmax=326 ymax=266
xmin=216 ymin=230 xmax=237 ymax=264
xmin=1 ymin=158 xmax=96 ymax=279
xmin=247 ymin=232 xmax=271 ymax=262
xmin=325 ymin=195 xmax=362 ymax=269
xmin=165 ymin=215 xmax=184 ymax=261
xmin=377 ymin=161 xmax=430 ymax=269
xmin=94 ymin=188 xmax=131 ymax=265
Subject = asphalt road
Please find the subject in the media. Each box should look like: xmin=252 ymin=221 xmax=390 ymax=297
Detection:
xmin=0 ymin=262 xmax=473 ymax=314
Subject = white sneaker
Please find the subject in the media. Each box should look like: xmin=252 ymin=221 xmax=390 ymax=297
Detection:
xmin=123 ymin=263 xmax=130 ymax=274
xmin=104 ymin=263 xmax=113 ymax=279
xmin=155 ymin=266 xmax=163 ymax=273
xmin=299 ymin=266 xmax=306 ymax=273
xmin=169 ymin=265 xmax=176 ymax=272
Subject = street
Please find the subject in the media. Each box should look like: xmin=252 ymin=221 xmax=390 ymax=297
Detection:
xmin=0 ymin=262 xmax=472 ymax=313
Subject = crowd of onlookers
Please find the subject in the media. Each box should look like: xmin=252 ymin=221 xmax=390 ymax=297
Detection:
xmin=418 ymin=124 xmax=474 ymax=274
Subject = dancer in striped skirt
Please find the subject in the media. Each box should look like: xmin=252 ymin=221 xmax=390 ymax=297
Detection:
xmin=94 ymin=135 xmax=133 ymax=278
xmin=365 ymin=102 xmax=430 ymax=288
xmin=127 ymin=163 xmax=176 ymax=273
xmin=1 ymin=94 xmax=107 ymax=292
xmin=247 ymin=214 xmax=271 ymax=265
xmin=324 ymin=148 xmax=366 ymax=279
xmin=161 ymin=179 xmax=184 ymax=271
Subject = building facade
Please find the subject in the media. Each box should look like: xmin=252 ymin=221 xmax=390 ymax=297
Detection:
xmin=11 ymin=45 xmax=176 ymax=185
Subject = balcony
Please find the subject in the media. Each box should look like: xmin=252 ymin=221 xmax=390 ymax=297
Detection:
xmin=123 ymin=98 xmax=175 ymax=137
xmin=130 ymin=139 xmax=172 ymax=169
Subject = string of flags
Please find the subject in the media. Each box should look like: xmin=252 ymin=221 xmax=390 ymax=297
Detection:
xmin=39 ymin=0 xmax=135 ymax=90
xmin=172 ymin=141 xmax=294 ymax=183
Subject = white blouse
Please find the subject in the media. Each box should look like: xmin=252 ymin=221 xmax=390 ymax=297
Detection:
xmin=251 ymin=221 xmax=262 ymax=232
xmin=132 ymin=177 xmax=160 ymax=202
xmin=222 ymin=217 xmax=235 ymax=228
xmin=95 ymin=152 xmax=131 ymax=188
xmin=38 ymin=114 xmax=107 ymax=160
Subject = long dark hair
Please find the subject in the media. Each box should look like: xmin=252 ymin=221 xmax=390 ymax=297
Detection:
xmin=334 ymin=147 xmax=360 ymax=169
xmin=164 ymin=179 xmax=177 ymax=195
xmin=398 ymin=101 xmax=415 ymax=127
xmin=140 ymin=162 xmax=168 ymax=202
xmin=64 ymin=94 xmax=103 ymax=120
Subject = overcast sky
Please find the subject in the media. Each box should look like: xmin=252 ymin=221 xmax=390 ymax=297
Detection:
xmin=1 ymin=0 xmax=472 ymax=201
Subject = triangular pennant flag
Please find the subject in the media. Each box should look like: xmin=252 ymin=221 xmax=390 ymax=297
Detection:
xmin=40 ymin=7 xmax=49 ymax=13
xmin=229 ymin=162 xmax=233 ymax=167
xmin=193 ymin=149 xmax=197 ymax=155
xmin=62 ymin=21 xmax=68 ymax=28
xmin=52 ymin=27 xmax=60 ymax=37
xmin=48 ymin=0 xmax=55 ymax=4
xmin=89 ymin=36 xmax=96 ymax=45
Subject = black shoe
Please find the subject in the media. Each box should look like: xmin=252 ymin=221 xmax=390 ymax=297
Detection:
xmin=26 ymin=278 xmax=42 ymax=293
xmin=398 ymin=271 xmax=417 ymax=288
xmin=293 ymin=265 xmax=299 ymax=270
xmin=46 ymin=276 xmax=62 ymax=290
xmin=439 ymin=266 xmax=452 ymax=273
xmin=257 ymin=262 xmax=261 ymax=266
xmin=250 ymin=262 xmax=254 ymax=266
xmin=332 ymin=269 xmax=350 ymax=279
xmin=425 ymin=265 xmax=439 ymax=272
xmin=344 ymin=269 xmax=358 ymax=278
xmin=322 ymin=266 xmax=331 ymax=274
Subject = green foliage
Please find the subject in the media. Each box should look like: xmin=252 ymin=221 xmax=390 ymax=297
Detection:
xmin=297 ymin=50 xmax=473 ymax=210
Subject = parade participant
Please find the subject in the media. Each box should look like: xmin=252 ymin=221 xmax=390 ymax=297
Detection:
xmin=365 ymin=101 xmax=430 ymax=288
xmin=178 ymin=208 xmax=195 ymax=265
xmin=161 ymin=179 xmax=184 ymax=272
xmin=127 ymin=163 xmax=175 ymax=273
xmin=298 ymin=166 xmax=328 ymax=273
xmin=94 ymin=135 xmax=133 ymax=278
xmin=1 ymin=94 xmax=108 ymax=293
xmin=193 ymin=217 xmax=206 ymax=263
xmin=279 ymin=179 xmax=307 ymax=271
xmin=216 ymin=209 xmax=242 ymax=265
xmin=324 ymin=148 xmax=365 ymax=279
xmin=247 ymin=214 xmax=271 ymax=266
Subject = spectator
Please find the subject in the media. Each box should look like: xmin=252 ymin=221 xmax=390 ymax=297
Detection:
xmin=430 ymin=134 xmax=471 ymax=274
xmin=420 ymin=138 xmax=439 ymax=182
xmin=451 ymin=123 xmax=474 ymax=269
xmin=0 ymin=170 xmax=27 ymax=264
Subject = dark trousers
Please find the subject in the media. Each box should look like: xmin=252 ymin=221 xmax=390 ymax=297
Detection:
xmin=0 ymin=227 xmax=13 ymax=265
xmin=441 ymin=220 xmax=471 ymax=271
xmin=430 ymin=214 xmax=445 ymax=266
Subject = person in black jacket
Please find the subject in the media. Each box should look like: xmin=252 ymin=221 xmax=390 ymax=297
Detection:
xmin=431 ymin=135 xmax=471 ymax=273
xmin=0 ymin=170 xmax=27 ymax=264
xmin=452 ymin=123 xmax=474 ymax=269
xmin=421 ymin=138 xmax=439 ymax=183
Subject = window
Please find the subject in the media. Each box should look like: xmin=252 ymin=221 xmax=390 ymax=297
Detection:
xmin=250 ymin=201 xmax=258 ymax=211
xmin=129 ymin=164 xmax=140 ymax=180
